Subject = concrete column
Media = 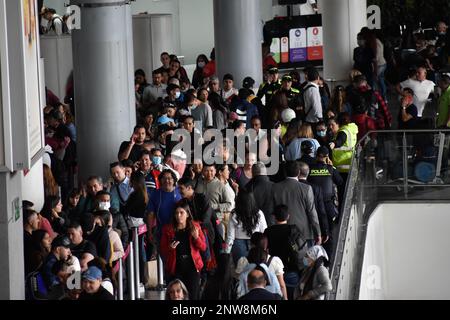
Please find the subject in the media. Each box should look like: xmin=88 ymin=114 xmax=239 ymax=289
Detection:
xmin=322 ymin=0 xmax=367 ymax=82
xmin=71 ymin=0 xmax=136 ymax=181
xmin=213 ymin=0 xmax=263 ymax=88
xmin=0 ymin=172 xmax=25 ymax=300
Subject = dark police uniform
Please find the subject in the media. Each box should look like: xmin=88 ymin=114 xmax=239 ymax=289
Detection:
xmin=257 ymin=79 xmax=281 ymax=105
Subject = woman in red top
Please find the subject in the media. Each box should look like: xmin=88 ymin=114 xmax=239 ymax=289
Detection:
xmin=160 ymin=201 xmax=206 ymax=300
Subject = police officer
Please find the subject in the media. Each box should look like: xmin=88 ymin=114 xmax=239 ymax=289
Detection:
xmin=257 ymin=67 xmax=281 ymax=105
xmin=298 ymin=140 xmax=317 ymax=167
xmin=308 ymin=146 xmax=344 ymax=256
xmin=277 ymin=75 xmax=301 ymax=111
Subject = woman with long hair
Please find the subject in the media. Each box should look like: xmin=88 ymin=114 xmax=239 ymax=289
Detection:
xmin=124 ymin=171 xmax=148 ymax=226
xmin=160 ymin=201 xmax=206 ymax=300
xmin=43 ymin=164 xmax=59 ymax=198
xmin=208 ymin=91 xmax=228 ymax=131
xmin=269 ymin=91 xmax=289 ymax=125
xmin=29 ymin=229 xmax=52 ymax=272
xmin=225 ymin=189 xmax=267 ymax=264
xmin=285 ymin=122 xmax=321 ymax=161
xmin=41 ymin=195 xmax=70 ymax=234
xmin=191 ymin=54 xmax=209 ymax=89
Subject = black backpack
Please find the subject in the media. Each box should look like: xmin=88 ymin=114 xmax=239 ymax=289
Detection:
xmin=287 ymin=225 xmax=308 ymax=271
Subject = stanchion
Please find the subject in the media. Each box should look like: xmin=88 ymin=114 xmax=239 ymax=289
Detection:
xmin=157 ymin=254 xmax=165 ymax=291
xmin=118 ymin=257 xmax=124 ymax=301
xmin=128 ymin=241 xmax=135 ymax=300
xmin=133 ymin=227 xmax=141 ymax=299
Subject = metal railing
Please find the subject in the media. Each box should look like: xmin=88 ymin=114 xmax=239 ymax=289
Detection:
xmin=115 ymin=226 xmax=166 ymax=300
xmin=329 ymin=129 xmax=450 ymax=300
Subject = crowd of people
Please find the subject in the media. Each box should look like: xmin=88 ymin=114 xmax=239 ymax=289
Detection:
xmin=23 ymin=16 xmax=450 ymax=301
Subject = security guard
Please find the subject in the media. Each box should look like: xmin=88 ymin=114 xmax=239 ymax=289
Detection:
xmin=276 ymin=75 xmax=301 ymax=111
xmin=309 ymin=147 xmax=343 ymax=216
xmin=308 ymin=146 xmax=344 ymax=256
xmin=257 ymin=67 xmax=281 ymax=105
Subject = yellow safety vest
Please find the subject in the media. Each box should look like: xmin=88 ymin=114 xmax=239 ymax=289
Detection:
xmin=332 ymin=123 xmax=359 ymax=173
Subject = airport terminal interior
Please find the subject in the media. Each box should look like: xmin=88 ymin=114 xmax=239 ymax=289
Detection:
xmin=1 ymin=0 xmax=450 ymax=301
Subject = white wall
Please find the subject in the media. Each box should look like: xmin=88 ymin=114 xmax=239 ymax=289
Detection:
xmin=22 ymin=158 xmax=45 ymax=212
xmin=360 ymin=203 xmax=450 ymax=300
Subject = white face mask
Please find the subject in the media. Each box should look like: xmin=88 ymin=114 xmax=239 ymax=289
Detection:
xmin=175 ymin=91 xmax=181 ymax=99
xmin=198 ymin=62 xmax=206 ymax=68
xmin=98 ymin=202 xmax=111 ymax=211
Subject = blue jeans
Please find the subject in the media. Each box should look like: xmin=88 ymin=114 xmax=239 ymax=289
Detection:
xmin=284 ymin=271 xmax=300 ymax=300
xmin=231 ymin=239 xmax=251 ymax=265
xmin=376 ymin=64 xmax=387 ymax=100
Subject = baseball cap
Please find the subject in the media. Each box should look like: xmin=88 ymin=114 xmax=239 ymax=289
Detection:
xmin=51 ymin=235 xmax=72 ymax=250
xmin=317 ymin=146 xmax=330 ymax=157
xmin=82 ymin=266 xmax=103 ymax=281
xmin=282 ymin=75 xmax=293 ymax=82
xmin=301 ymin=140 xmax=314 ymax=153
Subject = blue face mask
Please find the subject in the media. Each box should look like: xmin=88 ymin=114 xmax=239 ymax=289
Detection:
xmin=303 ymin=257 xmax=310 ymax=268
xmin=317 ymin=130 xmax=327 ymax=138
xmin=152 ymin=157 xmax=162 ymax=166
xmin=175 ymin=91 xmax=181 ymax=99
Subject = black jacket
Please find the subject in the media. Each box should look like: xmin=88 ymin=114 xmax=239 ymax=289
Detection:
xmin=239 ymin=288 xmax=282 ymax=301
xmin=246 ymin=175 xmax=274 ymax=226
xmin=184 ymin=193 xmax=216 ymax=244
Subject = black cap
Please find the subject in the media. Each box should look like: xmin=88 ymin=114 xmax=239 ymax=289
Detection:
xmin=51 ymin=235 xmax=71 ymax=250
xmin=282 ymin=75 xmax=293 ymax=82
xmin=317 ymin=146 xmax=330 ymax=157
xmin=268 ymin=67 xmax=279 ymax=75
xmin=301 ymin=140 xmax=314 ymax=153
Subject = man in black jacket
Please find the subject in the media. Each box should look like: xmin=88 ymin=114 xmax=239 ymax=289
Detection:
xmin=308 ymin=147 xmax=344 ymax=257
xmin=239 ymin=267 xmax=282 ymax=301
xmin=245 ymin=162 xmax=274 ymax=226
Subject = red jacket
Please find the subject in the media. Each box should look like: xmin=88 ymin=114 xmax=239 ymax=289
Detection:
xmin=160 ymin=222 xmax=207 ymax=275
xmin=352 ymin=113 xmax=377 ymax=144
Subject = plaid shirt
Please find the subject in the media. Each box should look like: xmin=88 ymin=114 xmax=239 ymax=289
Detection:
xmin=359 ymin=86 xmax=393 ymax=129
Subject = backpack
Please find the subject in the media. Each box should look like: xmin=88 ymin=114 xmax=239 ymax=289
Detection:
xmin=25 ymin=271 xmax=49 ymax=301
xmin=287 ymin=225 xmax=308 ymax=271
xmin=51 ymin=16 xmax=69 ymax=34
xmin=297 ymin=85 xmax=316 ymax=121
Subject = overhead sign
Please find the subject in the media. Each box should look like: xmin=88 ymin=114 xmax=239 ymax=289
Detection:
xmin=289 ymin=28 xmax=307 ymax=63
xmin=307 ymin=26 xmax=323 ymax=61
xmin=280 ymin=36 xmax=289 ymax=64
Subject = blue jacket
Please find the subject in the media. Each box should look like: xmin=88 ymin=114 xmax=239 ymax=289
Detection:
xmin=234 ymin=100 xmax=259 ymax=129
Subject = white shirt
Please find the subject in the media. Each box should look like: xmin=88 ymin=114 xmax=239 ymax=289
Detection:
xmin=226 ymin=210 xmax=267 ymax=252
xmin=375 ymin=39 xmax=387 ymax=66
xmin=46 ymin=15 xmax=63 ymax=36
xmin=299 ymin=0 xmax=318 ymax=15
xmin=400 ymin=78 xmax=435 ymax=117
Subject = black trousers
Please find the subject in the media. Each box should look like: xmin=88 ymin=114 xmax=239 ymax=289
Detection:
xmin=174 ymin=256 xmax=201 ymax=300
